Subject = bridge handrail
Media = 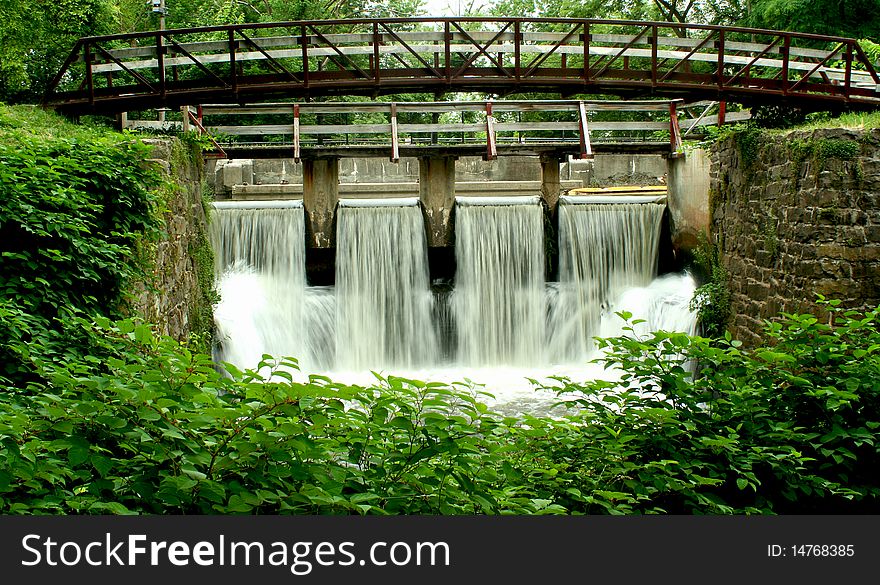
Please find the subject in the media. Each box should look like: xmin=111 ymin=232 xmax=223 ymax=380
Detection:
xmin=71 ymin=17 xmax=873 ymax=45
xmin=129 ymin=99 xmax=745 ymax=161
xmin=45 ymin=17 xmax=880 ymax=113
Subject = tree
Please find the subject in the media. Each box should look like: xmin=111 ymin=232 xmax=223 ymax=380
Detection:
xmin=0 ymin=0 xmax=115 ymax=103
xmin=746 ymin=0 xmax=880 ymax=38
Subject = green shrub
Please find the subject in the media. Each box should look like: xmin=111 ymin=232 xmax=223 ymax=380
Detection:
xmin=2 ymin=300 xmax=878 ymax=515
xmin=531 ymin=300 xmax=880 ymax=514
xmin=0 ymin=318 xmax=549 ymax=514
xmin=0 ymin=105 xmax=162 ymax=385
xmin=689 ymin=235 xmax=732 ymax=338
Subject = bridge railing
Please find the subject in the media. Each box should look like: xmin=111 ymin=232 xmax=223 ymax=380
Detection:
xmin=124 ymin=99 xmax=749 ymax=160
xmin=46 ymin=18 xmax=880 ymax=114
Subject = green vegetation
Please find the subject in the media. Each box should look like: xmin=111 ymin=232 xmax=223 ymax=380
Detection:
xmin=2 ymin=301 xmax=879 ymax=514
xmin=745 ymin=0 xmax=880 ymax=40
xmin=798 ymin=111 xmax=880 ymax=132
xmin=689 ymin=235 xmax=732 ymax=338
xmin=790 ymin=137 xmax=860 ymax=165
xmin=0 ymin=104 xmax=162 ymax=387
xmin=704 ymin=123 xmax=763 ymax=165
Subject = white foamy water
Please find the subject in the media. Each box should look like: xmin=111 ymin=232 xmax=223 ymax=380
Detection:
xmin=210 ymin=197 xmax=699 ymax=414
xmin=335 ymin=199 xmax=437 ymax=370
xmin=210 ymin=201 xmax=307 ymax=368
xmin=451 ymin=196 xmax=546 ymax=366
xmin=549 ymin=198 xmax=667 ymax=362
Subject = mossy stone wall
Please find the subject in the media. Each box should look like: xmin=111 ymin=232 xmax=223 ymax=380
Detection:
xmin=131 ymin=138 xmax=215 ymax=347
xmin=710 ymin=127 xmax=880 ymax=345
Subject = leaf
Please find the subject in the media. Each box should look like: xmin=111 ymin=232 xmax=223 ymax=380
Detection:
xmin=198 ymin=480 xmax=226 ymax=504
xmin=0 ymin=471 xmax=12 ymax=492
xmin=91 ymin=455 xmax=114 ymax=478
xmin=68 ymin=445 xmax=89 ymax=467
xmin=182 ymin=468 xmax=207 ymax=481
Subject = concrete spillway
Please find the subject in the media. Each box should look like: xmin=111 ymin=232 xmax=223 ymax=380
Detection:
xmin=210 ymin=195 xmax=697 ymax=412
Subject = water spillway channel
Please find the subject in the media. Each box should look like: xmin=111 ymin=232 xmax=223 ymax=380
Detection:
xmin=210 ymin=195 xmax=697 ymax=413
xmin=335 ymin=197 xmax=437 ymax=370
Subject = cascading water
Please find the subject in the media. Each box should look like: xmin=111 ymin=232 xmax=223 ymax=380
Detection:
xmin=598 ymin=272 xmax=699 ymax=341
xmin=334 ymin=198 xmax=437 ymax=370
xmin=209 ymin=192 xmax=699 ymax=413
xmin=302 ymin=286 xmax=336 ymax=370
xmin=210 ymin=200 xmax=307 ymax=369
xmin=451 ymin=196 xmax=546 ymax=366
xmin=549 ymin=195 xmax=667 ymax=362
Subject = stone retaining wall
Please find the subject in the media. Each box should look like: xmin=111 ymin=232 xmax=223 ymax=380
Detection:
xmin=710 ymin=127 xmax=880 ymax=345
xmin=131 ymin=138 xmax=215 ymax=344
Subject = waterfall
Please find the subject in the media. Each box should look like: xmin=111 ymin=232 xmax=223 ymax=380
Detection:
xmin=210 ymin=200 xmax=307 ymax=370
xmin=208 ymin=192 xmax=699 ymax=413
xmin=303 ymin=285 xmax=336 ymax=370
xmin=451 ymin=196 xmax=546 ymax=366
xmin=334 ymin=198 xmax=437 ymax=370
xmin=598 ymin=272 xmax=699 ymax=340
xmin=549 ymin=195 xmax=666 ymax=361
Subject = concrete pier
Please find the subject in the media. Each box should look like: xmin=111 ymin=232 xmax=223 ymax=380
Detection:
xmin=419 ymin=156 xmax=457 ymax=247
xmin=303 ymin=159 xmax=339 ymax=248
xmin=540 ymin=155 xmax=562 ymax=215
xmin=666 ymin=148 xmax=711 ymax=251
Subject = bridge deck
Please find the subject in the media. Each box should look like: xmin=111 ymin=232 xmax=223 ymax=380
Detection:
xmin=214 ymin=142 xmax=673 ymax=160
xmin=45 ymin=18 xmax=880 ymax=115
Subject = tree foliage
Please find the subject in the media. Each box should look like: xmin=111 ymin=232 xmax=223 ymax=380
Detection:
xmin=0 ymin=0 xmax=117 ymax=102
xmin=0 ymin=0 xmax=425 ymax=103
xmin=746 ymin=0 xmax=880 ymax=39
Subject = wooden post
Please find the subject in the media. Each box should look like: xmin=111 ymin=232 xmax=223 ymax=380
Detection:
xmin=781 ymin=35 xmax=791 ymax=95
xmin=390 ymin=102 xmax=400 ymax=163
xmin=293 ymin=104 xmax=301 ymax=163
xmin=669 ymin=100 xmax=684 ymax=158
xmin=577 ymin=101 xmax=593 ymax=159
xmin=485 ymin=101 xmax=497 ymax=161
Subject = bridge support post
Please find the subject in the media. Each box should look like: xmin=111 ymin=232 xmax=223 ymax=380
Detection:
xmin=419 ymin=156 xmax=456 ymax=247
xmin=540 ymin=154 xmax=563 ymax=216
xmin=303 ymin=158 xmax=339 ymax=248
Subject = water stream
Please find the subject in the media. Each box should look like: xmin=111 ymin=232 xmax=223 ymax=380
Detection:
xmin=211 ymin=195 xmax=698 ymax=413
xmin=334 ymin=198 xmax=437 ymax=370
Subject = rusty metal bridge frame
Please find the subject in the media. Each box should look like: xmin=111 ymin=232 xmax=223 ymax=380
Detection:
xmin=45 ymin=17 xmax=880 ymax=116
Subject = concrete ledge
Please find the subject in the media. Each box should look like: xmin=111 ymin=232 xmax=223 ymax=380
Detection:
xmin=229 ymin=180 xmax=581 ymax=199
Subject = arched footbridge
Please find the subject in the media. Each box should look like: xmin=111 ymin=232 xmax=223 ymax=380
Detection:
xmin=45 ymin=17 xmax=880 ymax=115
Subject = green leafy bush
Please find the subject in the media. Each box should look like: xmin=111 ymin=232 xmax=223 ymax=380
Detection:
xmin=0 ymin=105 xmax=162 ymax=384
xmin=0 ymin=319 xmax=546 ymax=514
xmin=529 ymin=301 xmax=880 ymax=514
xmin=2 ymin=301 xmax=878 ymax=515
xmin=689 ymin=235 xmax=731 ymax=338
